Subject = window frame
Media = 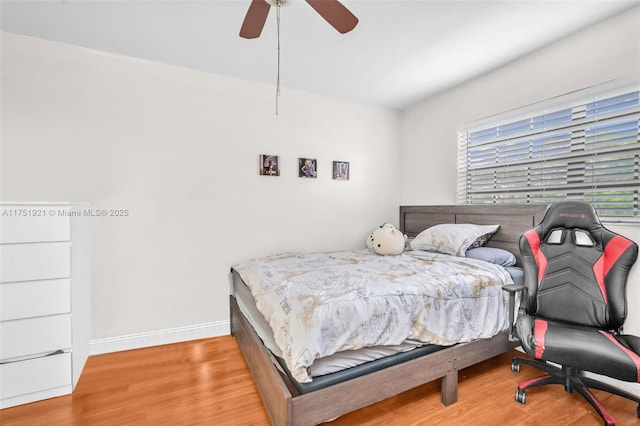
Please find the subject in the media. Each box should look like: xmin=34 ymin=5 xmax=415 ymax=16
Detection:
xmin=457 ymin=77 xmax=640 ymax=223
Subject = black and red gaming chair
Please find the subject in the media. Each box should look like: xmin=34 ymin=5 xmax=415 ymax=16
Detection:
xmin=504 ymin=201 xmax=640 ymax=425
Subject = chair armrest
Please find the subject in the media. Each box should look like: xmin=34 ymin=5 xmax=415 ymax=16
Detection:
xmin=502 ymin=284 xmax=524 ymax=342
xmin=502 ymin=283 xmax=525 ymax=293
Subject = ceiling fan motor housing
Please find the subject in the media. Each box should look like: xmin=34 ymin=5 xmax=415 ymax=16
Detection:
xmin=265 ymin=0 xmax=286 ymax=6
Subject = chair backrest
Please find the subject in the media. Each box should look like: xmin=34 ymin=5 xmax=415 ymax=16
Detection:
xmin=519 ymin=201 xmax=638 ymax=330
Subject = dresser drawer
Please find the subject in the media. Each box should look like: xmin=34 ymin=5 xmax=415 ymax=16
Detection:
xmin=0 ymin=242 xmax=71 ymax=283
xmin=0 ymin=279 xmax=71 ymax=321
xmin=0 ymin=206 xmax=71 ymax=243
xmin=0 ymin=352 xmax=71 ymax=400
xmin=0 ymin=315 xmax=71 ymax=361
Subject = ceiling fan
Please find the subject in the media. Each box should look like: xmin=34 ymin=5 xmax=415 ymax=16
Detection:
xmin=240 ymin=0 xmax=359 ymax=39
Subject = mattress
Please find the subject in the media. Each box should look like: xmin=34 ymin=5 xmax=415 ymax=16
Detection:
xmin=233 ymin=269 xmax=423 ymax=378
xmin=232 ymin=250 xmax=521 ymax=383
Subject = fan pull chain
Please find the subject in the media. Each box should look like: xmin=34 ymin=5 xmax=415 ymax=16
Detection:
xmin=275 ymin=1 xmax=281 ymax=115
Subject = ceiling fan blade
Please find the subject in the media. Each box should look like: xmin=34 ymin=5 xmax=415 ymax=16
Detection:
xmin=305 ymin=0 xmax=358 ymax=34
xmin=240 ymin=0 xmax=271 ymax=39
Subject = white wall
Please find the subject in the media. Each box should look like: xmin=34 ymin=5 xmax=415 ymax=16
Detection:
xmin=0 ymin=32 xmax=401 ymax=345
xmin=400 ymin=6 xmax=640 ymax=205
xmin=400 ymin=7 xmax=640 ymax=334
xmin=2 ymin=6 xmax=639 ymax=351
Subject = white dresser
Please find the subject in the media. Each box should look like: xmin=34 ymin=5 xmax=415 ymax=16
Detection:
xmin=0 ymin=202 xmax=90 ymax=409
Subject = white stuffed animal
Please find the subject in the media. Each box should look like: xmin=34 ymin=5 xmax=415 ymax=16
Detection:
xmin=366 ymin=223 xmax=395 ymax=249
xmin=369 ymin=223 xmax=406 ymax=256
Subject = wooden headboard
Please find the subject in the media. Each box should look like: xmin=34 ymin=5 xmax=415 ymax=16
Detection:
xmin=399 ymin=204 xmax=548 ymax=266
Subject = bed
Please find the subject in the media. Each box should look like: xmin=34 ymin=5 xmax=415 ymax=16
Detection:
xmin=230 ymin=204 xmax=547 ymax=426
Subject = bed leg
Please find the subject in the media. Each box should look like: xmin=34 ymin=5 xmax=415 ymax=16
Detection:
xmin=229 ymin=295 xmax=236 ymax=337
xmin=441 ymin=369 xmax=458 ymax=406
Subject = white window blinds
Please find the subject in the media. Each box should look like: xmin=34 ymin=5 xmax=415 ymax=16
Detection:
xmin=457 ymin=84 xmax=640 ymax=219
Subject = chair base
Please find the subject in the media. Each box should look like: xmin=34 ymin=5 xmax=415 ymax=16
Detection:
xmin=512 ymin=357 xmax=640 ymax=426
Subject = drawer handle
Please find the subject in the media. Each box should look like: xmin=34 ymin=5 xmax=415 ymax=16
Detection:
xmin=1 ymin=349 xmax=68 ymax=364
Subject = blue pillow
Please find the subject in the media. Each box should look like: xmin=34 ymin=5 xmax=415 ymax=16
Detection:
xmin=465 ymin=247 xmax=516 ymax=267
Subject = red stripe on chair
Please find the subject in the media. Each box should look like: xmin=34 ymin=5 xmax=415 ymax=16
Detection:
xmin=600 ymin=331 xmax=640 ymax=382
xmin=524 ymin=230 xmax=547 ymax=285
xmin=592 ymin=235 xmax=632 ymax=304
xmin=582 ymin=386 xmax=616 ymax=425
xmin=604 ymin=235 xmax=633 ymax=275
xmin=534 ymin=319 xmax=548 ymax=359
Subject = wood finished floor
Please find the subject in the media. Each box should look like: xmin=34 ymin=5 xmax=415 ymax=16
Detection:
xmin=1 ymin=336 xmax=639 ymax=426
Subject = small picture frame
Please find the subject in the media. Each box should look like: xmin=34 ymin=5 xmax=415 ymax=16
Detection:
xmin=298 ymin=158 xmax=317 ymax=178
xmin=333 ymin=161 xmax=350 ymax=180
xmin=260 ymin=154 xmax=280 ymax=176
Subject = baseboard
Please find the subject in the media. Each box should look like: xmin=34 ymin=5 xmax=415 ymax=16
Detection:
xmin=89 ymin=320 xmax=230 ymax=355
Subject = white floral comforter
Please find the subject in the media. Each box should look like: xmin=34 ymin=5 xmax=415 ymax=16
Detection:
xmin=232 ymin=249 xmax=513 ymax=383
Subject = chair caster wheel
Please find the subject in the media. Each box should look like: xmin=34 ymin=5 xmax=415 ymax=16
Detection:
xmin=511 ymin=358 xmax=520 ymax=373
xmin=515 ymin=389 xmax=526 ymax=404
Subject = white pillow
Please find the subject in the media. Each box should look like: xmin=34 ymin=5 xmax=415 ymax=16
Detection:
xmin=409 ymin=223 xmax=500 ymax=256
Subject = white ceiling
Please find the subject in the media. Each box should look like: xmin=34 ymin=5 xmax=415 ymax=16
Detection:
xmin=1 ymin=0 xmax=637 ymax=110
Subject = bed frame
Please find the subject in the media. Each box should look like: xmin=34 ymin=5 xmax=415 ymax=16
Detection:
xmin=230 ymin=204 xmax=547 ymax=426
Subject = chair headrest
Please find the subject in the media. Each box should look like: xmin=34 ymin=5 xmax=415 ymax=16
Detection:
xmin=539 ymin=201 xmax=601 ymax=232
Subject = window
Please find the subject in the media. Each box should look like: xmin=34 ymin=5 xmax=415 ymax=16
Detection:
xmin=457 ymin=80 xmax=640 ymax=219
